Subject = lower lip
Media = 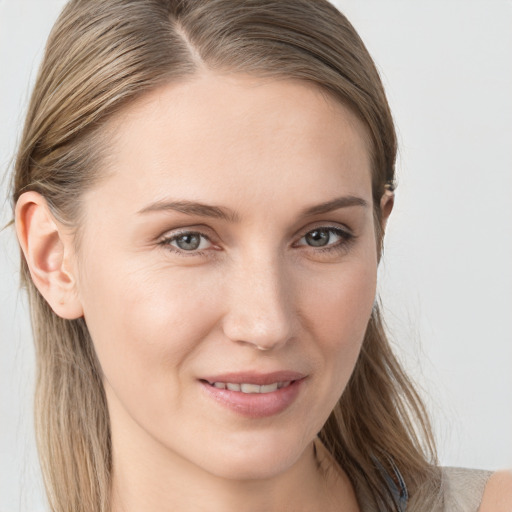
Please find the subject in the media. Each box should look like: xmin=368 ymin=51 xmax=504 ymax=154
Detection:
xmin=199 ymin=379 xmax=305 ymax=418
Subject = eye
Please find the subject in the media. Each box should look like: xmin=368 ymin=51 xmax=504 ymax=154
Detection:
xmin=160 ymin=231 xmax=213 ymax=253
xmin=295 ymin=227 xmax=353 ymax=250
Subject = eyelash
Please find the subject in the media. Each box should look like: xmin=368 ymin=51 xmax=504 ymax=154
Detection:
xmin=159 ymin=230 xmax=215 ymax=257
xmin=158 ymin=226 xmax=355 ymax=257
xmin=295 ymin=226 xmax=355 ymax=254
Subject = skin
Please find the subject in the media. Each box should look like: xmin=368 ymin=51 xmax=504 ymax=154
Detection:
xmin=479 ymin=470 xmax=512 ymax=511
xmin=85 ymin=74 xmax=374 ymax=511
xmin=16 ymin=73 xmax=511 ymax=511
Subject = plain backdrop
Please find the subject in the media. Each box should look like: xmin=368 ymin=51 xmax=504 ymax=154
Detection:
xmin=1 ymin=1 xmax=511 ymax=510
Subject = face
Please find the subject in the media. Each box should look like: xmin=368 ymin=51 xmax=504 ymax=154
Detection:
xmin=74 ymin=73 xmax=381 ymax=481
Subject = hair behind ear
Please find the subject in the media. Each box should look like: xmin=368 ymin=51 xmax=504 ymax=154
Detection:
xmin=31 ymin=301 xmax=111 ymax=512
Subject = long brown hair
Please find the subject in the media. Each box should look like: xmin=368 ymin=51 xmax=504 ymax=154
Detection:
xmin=10 ymin=1 xmax=439 ymax=510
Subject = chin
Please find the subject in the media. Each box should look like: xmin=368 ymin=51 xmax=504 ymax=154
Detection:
xmin=196 ymin=430 xmax=312 ymax=481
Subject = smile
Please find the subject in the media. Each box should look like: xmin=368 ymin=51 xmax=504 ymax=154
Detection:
xmin=199 ymin=373 xmax=306 ymax=418
xmin=208 ymin=381 xmax=293 ymax=393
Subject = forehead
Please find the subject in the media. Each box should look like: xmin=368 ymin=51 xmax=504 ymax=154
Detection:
xmin=92 ymin=73 xmax=373 ymax=214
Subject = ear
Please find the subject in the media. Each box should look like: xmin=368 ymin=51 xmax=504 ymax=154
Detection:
xmin=15 ymin=191 xmax=84 ymax=319
xmin=379 ymin=188 xmax=394 ymax=233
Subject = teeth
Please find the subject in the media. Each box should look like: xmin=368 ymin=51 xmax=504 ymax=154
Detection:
xmin=241 ymin=383 xmax=262 ymax=393
xmin=259 ymin=383 xmax=278 ymax=393
xmin=210 ymin=381 xmax=292 ymax=394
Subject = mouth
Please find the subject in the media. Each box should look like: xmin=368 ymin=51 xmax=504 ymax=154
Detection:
xmin=198 ymin=371 xmax=306 ymax=418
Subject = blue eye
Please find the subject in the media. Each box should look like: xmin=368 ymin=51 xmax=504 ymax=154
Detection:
xmin=297 ymin=227 xmax=353 ymax=250
xmin=159 ymin=226 xmax=353 ymax=257
xmin=162 ymin=231 xmax=212 ymax=252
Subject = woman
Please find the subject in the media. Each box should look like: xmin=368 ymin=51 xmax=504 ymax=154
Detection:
xmin=8 ymin=0 xmax=511 ymax=510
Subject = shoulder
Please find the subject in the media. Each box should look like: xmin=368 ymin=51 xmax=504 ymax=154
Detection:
xmin=478 ymin=469 xmax=512 ymax=512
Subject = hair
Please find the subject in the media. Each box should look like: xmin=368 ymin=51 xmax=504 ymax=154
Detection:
xmin=10 ymin=1 xmax=441 ymax=510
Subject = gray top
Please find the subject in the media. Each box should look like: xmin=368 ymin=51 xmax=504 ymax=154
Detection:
xmin=356 ymin=466 xmax=492 ymax=512
xmin=440 ymin=467 xmax=492 ymax=512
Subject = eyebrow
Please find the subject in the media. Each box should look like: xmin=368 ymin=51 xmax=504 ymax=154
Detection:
xmin=137 ymin=199 xmax=240 ymax=222
xmin=137 ymin=195 xmax=368 ymax=221
xmin=300 ymin=195 xmax=368 ymax=216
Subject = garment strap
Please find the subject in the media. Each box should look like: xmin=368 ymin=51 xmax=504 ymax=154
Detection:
xmin=374 ymin=456 xmax=409 ymax=511
xmin=387 ymin=459 xmax=408 ymax=511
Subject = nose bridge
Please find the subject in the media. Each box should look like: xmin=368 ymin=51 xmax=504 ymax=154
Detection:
xmin=222 ymin=250 xmax=294 ymax=350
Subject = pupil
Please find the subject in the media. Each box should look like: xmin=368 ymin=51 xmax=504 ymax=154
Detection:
xmin=177 ymin=233 xmax=200 ymax=250
xmin=306 ymin=229 xmax=329 ymax=247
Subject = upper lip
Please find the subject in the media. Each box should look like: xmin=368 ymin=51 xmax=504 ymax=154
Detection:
xmin=200 ymin=371 xmax=306 ymax=386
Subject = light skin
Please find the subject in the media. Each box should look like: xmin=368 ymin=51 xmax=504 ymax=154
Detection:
xmin=479 ymin=470 xmax=512 ymax=512
xmin=14 ymin=73 xmax=512 ymax=511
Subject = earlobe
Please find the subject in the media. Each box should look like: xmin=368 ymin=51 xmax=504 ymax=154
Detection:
xmin=15 ymin=191 xmax=84 ymax=320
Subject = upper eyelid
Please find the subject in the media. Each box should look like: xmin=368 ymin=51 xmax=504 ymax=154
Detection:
xmin=161 ymin=231 xmax=214 ymax=246
xmin=293 ymin=226 xmax=353 ymax=246
xmin=159 ymin=223 xmax=352 ymax=240
xmin=294 ymin=223 xmax=353 ymax=240
xmin=165 ymin=229 xmax=211 ymax=240
xmin=161 ymin=220 xmax=353 ymax=237
xmin=159 ymin=226 xmax=214 ymax=241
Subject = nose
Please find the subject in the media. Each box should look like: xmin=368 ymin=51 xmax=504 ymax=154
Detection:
xmin=221 ymin=254 xmax=295 ymax=351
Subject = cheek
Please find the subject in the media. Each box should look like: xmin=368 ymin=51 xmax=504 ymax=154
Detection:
xmin=78 ymin=254 xmax=223 ymax=401
xmin=299 ymin=254 xmax=377 ymax=392
xmin=303 ymin=257 xmax=376 ymax=339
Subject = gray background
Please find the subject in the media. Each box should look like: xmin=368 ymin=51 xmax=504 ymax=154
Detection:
xmin=1 ymin=1 xmax=511 ymax=510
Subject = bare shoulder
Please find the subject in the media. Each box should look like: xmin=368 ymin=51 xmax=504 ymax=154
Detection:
xmin=479 ymin=470 xmax=512 ymax=512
